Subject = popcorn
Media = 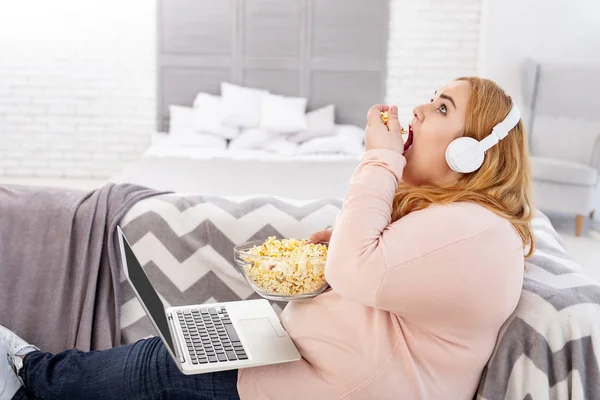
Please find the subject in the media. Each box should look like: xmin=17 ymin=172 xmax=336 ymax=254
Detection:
xmin=381 ymin=111 xmax=389 ymax=125
xmin=380 ymin=110 xmax=407 ymax=134
xmin=240 ymin=236 xmax=328 ymax=296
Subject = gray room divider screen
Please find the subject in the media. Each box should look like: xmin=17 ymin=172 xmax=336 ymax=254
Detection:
xmin=157 ymin=0 xmax=389 ymax=131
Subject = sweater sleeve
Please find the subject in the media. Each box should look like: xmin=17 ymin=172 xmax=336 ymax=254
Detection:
xmin=324 ymin=149 xmax=405 ymax=307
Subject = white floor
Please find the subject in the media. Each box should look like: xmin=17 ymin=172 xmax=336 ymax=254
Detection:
xmin=2 ymin=176 xmax=600 ymax=281
xmin=563 ymin=233 xmax=600 ymax=281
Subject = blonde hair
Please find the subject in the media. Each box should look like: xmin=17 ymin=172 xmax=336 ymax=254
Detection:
xmin=391 ymin=77 xmax=535 ymax=258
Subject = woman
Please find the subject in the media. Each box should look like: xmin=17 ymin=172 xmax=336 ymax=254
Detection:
xmin=0 ymin=77 xmax=534 ymax=400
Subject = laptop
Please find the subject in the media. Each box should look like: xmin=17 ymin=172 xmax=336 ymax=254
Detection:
xmin=117 ymin=226 xmax=301 ymax=375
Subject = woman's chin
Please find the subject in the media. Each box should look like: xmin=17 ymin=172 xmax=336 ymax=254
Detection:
xmin=400 ymin=169 xmax=414 ymax=186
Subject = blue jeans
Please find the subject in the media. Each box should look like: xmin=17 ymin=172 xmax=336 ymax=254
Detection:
xmin=12 ymin=337 xmax=240 ymax=400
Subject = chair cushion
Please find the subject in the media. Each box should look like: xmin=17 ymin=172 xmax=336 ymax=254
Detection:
xmin=530 ymin=116 xmax=600 ymax=164
xmin=530 ymin=156 xmax=598 ymax=186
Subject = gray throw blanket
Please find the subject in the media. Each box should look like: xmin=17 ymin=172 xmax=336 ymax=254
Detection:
xmin=0 ymin=183 xmax=159 ymax=353
xmin=476 ymin=212 xmax=600 ymax=399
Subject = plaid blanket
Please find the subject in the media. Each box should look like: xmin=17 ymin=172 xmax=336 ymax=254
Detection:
xmin=120 ymin=194 xmax=600 ymax=399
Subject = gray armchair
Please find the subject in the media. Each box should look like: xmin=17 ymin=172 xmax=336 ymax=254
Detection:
xmin=522 ymin=59 xmax=600 ymax=235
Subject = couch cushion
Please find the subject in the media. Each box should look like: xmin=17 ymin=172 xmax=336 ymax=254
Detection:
xmin=530 ymin=156 xmax=598 ymax=186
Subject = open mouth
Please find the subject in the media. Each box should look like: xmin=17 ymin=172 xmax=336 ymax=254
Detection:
xmin=403 ymin=125 xmax=414 ymax=154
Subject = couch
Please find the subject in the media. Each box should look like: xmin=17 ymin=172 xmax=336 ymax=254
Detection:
xmin=522 ymin=59 xmax=600 ymax=235
xmin=119 ymin=193 xmax=600 ymax=400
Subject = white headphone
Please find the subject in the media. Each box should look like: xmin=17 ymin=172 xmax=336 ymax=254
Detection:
xmin=445 ymin=103 xmax=521 ymax=173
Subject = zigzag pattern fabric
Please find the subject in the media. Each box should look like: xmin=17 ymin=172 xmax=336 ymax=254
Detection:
xmin=119 ymin=194 xmax=600 ymax=399
xmin=119 ymin=194 xmax=343 ymax=344
xmin=476 ymin=212 xmax=600 ymax=400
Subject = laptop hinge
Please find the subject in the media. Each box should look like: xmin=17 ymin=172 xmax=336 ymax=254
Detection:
xmin=168 ymin=313 xmax=186 ymax=364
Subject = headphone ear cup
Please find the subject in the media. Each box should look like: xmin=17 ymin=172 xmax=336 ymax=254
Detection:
xmin=445 ymin=137 xmax=484 ymax=173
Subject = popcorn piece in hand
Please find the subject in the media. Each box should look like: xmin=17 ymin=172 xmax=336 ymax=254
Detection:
xmin=381 ymin=111 xmax=389 ymax=125
xmin=382 ymin=110 xmax=408 ymax=134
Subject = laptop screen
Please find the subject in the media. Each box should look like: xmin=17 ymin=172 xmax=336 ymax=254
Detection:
xmin=120 ymin=231 xmax=175 ymax=355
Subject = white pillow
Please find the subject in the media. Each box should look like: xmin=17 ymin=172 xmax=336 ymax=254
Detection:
xmin=168 ymin=105 xmax=227 ymax=149
xmin=219 ymin=82 xmax=268 ymax=128
xmin=259 ymin=93 xmax=308 ymax=133
xmin=296 ymin=124 xmax=364 ymax=155
xmin=192 ymin=93 xmax=239 ymax=139
xmin=169 ymin=105 xmax=196 ymax=135
xmin=228 ymin=128 xmax=279 ymax=150
xmin=288 ymin=105 xmax=336 ymax=143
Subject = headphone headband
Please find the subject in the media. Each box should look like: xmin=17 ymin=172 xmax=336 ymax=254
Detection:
xmin=491 ymin=103 xmax=521 ymax=141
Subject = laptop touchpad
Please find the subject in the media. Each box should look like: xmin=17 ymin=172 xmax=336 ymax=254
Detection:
xmin=238 ymin=318 xmax=278 ymax=339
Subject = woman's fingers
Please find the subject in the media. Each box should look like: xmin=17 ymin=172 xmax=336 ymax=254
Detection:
xmin=386 ymin=105 xmax=402 ymax=133
xmin=307 ymin=228 xmax=332 ymax=244
xmin=307 ymin=232 xmax=324 ymax=243
xmin=367 ymin=104 xmax=390 ymax=126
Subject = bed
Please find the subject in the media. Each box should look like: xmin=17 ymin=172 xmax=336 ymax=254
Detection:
xmin=112 ymin=148 xmax=362 ymax=199
xmin=111 ymin=133 xmax=363 ymax=199
xmin=112 ymin=0 xmax=389 ymax=199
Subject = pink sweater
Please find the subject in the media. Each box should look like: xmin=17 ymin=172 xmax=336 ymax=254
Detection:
xmin=237 ymin=149 xmax=524 ymax=400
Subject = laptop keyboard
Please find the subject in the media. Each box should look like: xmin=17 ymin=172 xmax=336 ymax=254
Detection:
xmin=177 ymin=307 xmax=248 ymax=365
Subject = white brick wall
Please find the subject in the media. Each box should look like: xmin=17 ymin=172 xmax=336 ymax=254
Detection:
xmin=0 ymin=0 xmax=481 ymax=179
xmin=386 ymin=0 xmax=482 ymax=122
xmin=0 ymin=0 xmax=155 ymax=178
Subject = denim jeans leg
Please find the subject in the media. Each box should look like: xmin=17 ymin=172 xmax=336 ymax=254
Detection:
xmin=18 ymin=337 xmax=240 ymax=400
xmin=10 ymin=387 xmax=33 ymax=400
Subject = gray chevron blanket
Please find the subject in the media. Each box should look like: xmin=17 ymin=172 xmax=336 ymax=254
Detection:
xmin=476 ymin=213 xmax=600 ymax=400
xmin=120 ymin=194 xmax=600 ymax=399
xmin=0 ymin=183 xmax=159 ymax=353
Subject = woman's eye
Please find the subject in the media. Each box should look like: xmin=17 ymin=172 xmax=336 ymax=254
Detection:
xmin=438 ymin=104 xmax=447 ymax=115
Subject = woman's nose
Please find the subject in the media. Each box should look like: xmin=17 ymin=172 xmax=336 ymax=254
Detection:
xmin=412 ymin=105 xmax=424 ymax=123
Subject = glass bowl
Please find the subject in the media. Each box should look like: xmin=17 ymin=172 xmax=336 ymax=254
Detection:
xmin=233 ymin=239 xmax=330 ymax=301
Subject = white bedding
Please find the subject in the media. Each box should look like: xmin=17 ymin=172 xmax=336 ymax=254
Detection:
xmin=112 ymin=134 xmax=362 ymax=200
xmin=146 ymin=139 xmax=362 ymax=162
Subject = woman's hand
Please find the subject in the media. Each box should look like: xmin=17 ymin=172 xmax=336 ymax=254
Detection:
xmin=307 ymin=227 xmax=333 ymax=244
xmin=364 ymin=104 xmax=404 ymax=153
